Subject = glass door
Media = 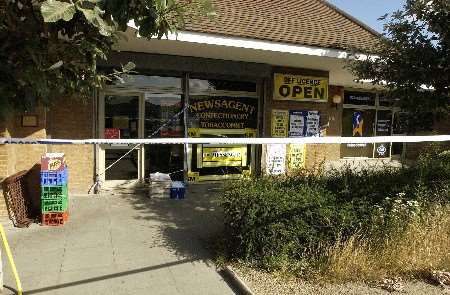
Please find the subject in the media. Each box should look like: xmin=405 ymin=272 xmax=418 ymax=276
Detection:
xmin=101 ymin=94 xmax=143 ymax=182
xmin=144 ymin=93 xmax=184 ymax=181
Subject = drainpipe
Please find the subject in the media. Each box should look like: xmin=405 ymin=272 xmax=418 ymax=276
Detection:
xmin=92 ymin=90 xmax=98 ymax=193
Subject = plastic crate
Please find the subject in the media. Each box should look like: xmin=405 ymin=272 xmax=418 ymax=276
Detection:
xmin=40 ymin=169 xmax=68 ymax=186
xmin=41 ymin=198 xmax=68 ymax=213
xmin=41 ymin=153 xmax=66 ymax=171
xmin=41 ymin=185 xmax=68 ymax=200
xmin=41 ymin=212 xmax=68 ymax=226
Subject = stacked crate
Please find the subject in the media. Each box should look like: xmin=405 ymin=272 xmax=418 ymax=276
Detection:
xmin=40 ymin=153 xmax=69 ymax=226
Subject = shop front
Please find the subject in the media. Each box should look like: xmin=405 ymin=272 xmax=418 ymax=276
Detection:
xmin=95 ymin=61 xmax=401 ymax=186
xmin=96 ymin=73 xmax=261 ymax=185
xmin=0 ymin=0 xmax=431 ymax=203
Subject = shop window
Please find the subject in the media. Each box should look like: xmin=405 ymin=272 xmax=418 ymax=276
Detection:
xmin=104 ymin=95 xmax=139 ymax=139
xmin=341 ymin=109 xmax=376 ymax=158
xmin=341 ymin=90 xmax=397 ymax=159
xmin=187 ymin=78 xmax=258 ymax=179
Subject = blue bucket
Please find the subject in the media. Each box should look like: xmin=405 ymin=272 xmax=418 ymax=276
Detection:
xmin=170 ymin=182 xmax=186 ymax=199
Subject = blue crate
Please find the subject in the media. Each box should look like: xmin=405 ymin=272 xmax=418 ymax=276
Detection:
xmin=40 ymin=169 xmax=68 ymax=186
xmin=170 ymin=182 xmax=186 ymax=199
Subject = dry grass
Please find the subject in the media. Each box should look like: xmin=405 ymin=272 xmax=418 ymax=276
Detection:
xmin=324 ymin=205 xmax=450 ymax=282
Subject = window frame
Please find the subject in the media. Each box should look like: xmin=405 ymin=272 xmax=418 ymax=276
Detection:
xmin=342 ymin=89 xmax=401 ymax=159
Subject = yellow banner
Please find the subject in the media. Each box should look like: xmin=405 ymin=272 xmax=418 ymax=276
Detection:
xmin=202 ymin=146 xmax=244 ymax=167
xmin=274 ymin=73 xmax=328 ymax=101
xmin=271 ymin=110 xmax=289 ymax=137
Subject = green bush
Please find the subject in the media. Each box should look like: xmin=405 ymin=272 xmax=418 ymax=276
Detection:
xmin=220 ymin=146 xmax=450 ymax=271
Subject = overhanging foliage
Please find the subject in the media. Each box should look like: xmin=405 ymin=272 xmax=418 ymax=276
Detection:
xmin=348 ymin=0 xmax=449 ymax=132
xmin=0 ymin=0 xmax=214 ymax=118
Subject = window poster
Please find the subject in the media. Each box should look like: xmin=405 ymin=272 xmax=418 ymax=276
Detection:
xmin=112 ymin=116 xmax=129 ymax=129
xmin=104 ymin=128 xmax=120 ymax=139
xmin=266 ymin=144 xmax=286 ymax=175
xmin=288 ymin=111 xmax=320 ymax=137
xmin=376 ymin=119 xmax=391 ymax=134
xmin=201 ymin=146 xmax=245 ymax=167
xmin=271 ymin=110 xmax=289 ymax=137
xmin=352 ymin=111 xmax=364 ymax=137
xmin=288 ymin=144 xmax=306 ymax=170
xmin=288 ymin=111 xmax=305 ymax=137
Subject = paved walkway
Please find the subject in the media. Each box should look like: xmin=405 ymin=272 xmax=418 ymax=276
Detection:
xmin=1 ymin=184 xmax=235 ymax=294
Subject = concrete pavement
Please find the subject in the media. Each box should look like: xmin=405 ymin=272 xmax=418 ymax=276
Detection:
xmin=1 ymin=183 xmax=235 ymax=294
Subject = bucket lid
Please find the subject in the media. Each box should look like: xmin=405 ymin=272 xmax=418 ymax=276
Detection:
xmin=171 ymin=181 xmax=185 ymax=188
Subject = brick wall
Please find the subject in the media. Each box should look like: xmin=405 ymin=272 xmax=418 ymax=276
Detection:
xmin=0 ymin=97 xmax=95 ymax=219
xmin=11 ymin=108 xmax=48 ymax=172
xmin=0 ymin=126 xmax=10 ymax=217
xmin=47 ymin=98 xmax=95 ymax=193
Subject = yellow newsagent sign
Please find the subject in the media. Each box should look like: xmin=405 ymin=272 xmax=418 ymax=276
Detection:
xmin=274 ymin=73 xmax=328 ymax=101
xmin=201 ymin=146 xmax=245 ymax=167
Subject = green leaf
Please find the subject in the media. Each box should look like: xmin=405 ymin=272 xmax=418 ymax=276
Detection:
xmin=41 ymin=0 xmax=76 ymax=22
xmin=77 ymin=6 xmax=114 ymax=36
xmin=122 ymin=62 xmax=135 ymax=72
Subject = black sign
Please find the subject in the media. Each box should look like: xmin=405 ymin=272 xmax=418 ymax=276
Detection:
xmin=188 ymin=96 xmax=258 ymax=129
xmin=344 ymin=91 xmax=376 ymax=106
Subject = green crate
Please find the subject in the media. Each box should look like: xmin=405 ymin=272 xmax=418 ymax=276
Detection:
xmin=41 ymin=185 xmax=68 ymax=200
xmin=41 ymin=198 xmax=68 ymax=213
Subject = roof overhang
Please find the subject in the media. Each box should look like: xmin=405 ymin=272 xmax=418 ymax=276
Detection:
xmin=116 ymin=25 xmax=380 ymax=89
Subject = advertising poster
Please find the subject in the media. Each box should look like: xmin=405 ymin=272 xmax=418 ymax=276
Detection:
xmin=306 ymin=111 xmax=320 ymax=136
xmin=288 ymin=111 xmax=305 ymax=137
xmin=273 ymin=73 xmax=328 ymax=101
xmin=271 ymin=110 xmax=289 ymax=137
xmin=266 ymin=144 xmax=286 ymax=175
xmin=288 ymin=111 xmax=320 ymax=137
xmin=112 ymin=116 xmax=129 ymax=129
xmin=202 ymin=146 xmax=244 ymax=167
xmin=288 ymin=144 xmax=306 ymax=170
xmin=352 ymin=111 xmax=364 ymax=137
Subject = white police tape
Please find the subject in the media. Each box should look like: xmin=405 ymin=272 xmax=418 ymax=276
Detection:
xmin=2 ymin=135 xmax=450 ymax=145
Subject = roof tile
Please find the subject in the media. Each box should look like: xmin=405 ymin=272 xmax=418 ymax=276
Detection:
xmin=184 ymin=0 xmax=379 ymax=51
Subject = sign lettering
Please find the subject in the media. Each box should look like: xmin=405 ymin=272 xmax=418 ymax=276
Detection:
xmin=202 ymin=146 xmax=245 ymax=167
xmin=274 ymin=73 xmax=328 ymax=101
xmin=188 ymin=96 xmax=258 ymax=130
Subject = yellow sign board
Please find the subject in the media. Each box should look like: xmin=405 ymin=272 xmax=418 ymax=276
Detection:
xmin=271 ymin=110 xmax=289 ymax=137
xmin=201 ymin=146 xmax=245 ymax=167
xmin=288 ymin=144 xmax=307 ymax=170
xmin=274 ymin=73 xmax=328 ymax=101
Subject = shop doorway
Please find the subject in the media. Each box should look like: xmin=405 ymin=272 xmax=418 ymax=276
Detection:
xmin=102 ymin=94 xmax=142 ymax=182
xmin=143 ymin=93 xmax=184 ymax=181
xmin=98 ymin=75 xmax=185 ymax=185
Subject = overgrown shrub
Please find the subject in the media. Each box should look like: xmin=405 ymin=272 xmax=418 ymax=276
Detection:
xmin=220 ymin=145 xmax=450 ymax=274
